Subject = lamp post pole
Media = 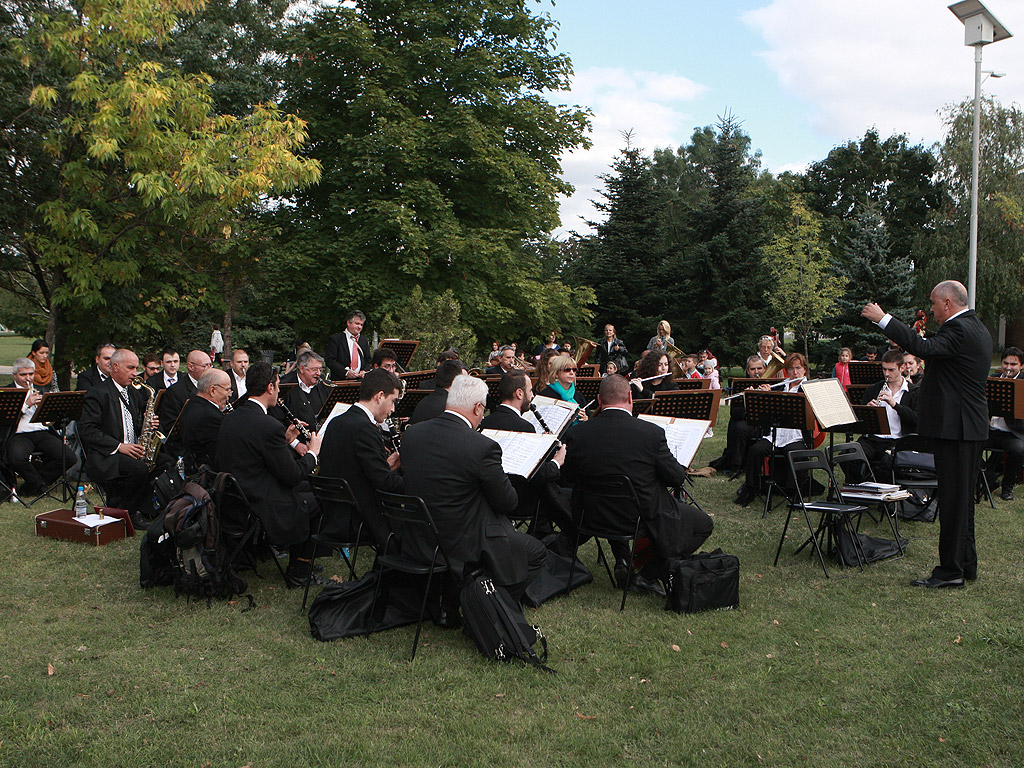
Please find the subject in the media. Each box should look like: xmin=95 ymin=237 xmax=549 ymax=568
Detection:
xmin=968 ymin=44 xmax=982 ymax=309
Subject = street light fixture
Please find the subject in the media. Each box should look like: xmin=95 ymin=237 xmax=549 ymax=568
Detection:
xmin=948 ymin=1 xmax=1013 ymax=310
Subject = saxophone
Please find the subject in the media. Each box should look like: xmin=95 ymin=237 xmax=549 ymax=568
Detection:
xmin=130 ymin=376 xmax=164 ymax=468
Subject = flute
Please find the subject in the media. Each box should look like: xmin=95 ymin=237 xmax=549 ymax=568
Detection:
xmin=722 ymin=376 xmax=804 ymax=403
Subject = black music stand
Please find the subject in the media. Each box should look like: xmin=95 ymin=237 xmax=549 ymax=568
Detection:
xmin=573 ymin=377 xmax=602 ymax=409
xmin=30 ymin=390 xmax=86 ymax=503
xmin=378 ymin=340 xmax=420 ymax=372
xmin=279 ymin=382 xmax=297 ymax=398
xmin=0 ymin=389 xmax=29 ymax=505
xmin=400 ymin=370 xmax=436 ymax=389
xmin=316 ymin=384 xmax=362 ymax=429
xmin=650 ymin=390 xmax=721 ymax=424
xmin=743 ymin=390 xmax=812 ymax=520
xmin=987 ymin=377 xmax=1024 ymax=419
xmin=729 ymin=378 xmax=767 ymax=397
xmin=631 ymin=399 xmax=653 ymax=415
xmin=394 ymin=389 xmax=432 ymax=420
xmin=849 ymin=361 xmax=883 ymax=386
xmin=671 ymin=378 xmax=710 ymax=391
xmin=846 ymin=384 xmax=869 ymax=408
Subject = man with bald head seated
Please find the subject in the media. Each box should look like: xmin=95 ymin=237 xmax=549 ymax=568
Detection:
xmin=157 ymin=350 xmax=212 ymax=434
xmin=561 ymin=374 xmax=714 ymax=597
xmin=178 ymin=368 xmax=232 ymax=474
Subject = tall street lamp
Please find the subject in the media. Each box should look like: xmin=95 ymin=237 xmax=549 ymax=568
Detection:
xmin=948 ymin=1 xmax=1013 ymax=310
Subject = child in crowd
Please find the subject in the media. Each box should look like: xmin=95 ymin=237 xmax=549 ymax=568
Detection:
xmin=833 ymin=347 xmax=852 ymax=390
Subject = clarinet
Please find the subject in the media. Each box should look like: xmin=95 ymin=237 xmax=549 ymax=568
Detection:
xmin=277 ymin=399 xmax=312 ymax=442
xmin=529 ymin=402 xmax=554 ymax=435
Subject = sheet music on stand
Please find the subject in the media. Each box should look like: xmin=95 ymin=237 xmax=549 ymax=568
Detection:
xmin=799 ymin=378 xmax=856 ymax=429
xmin=637 ymin=415 xmax=711 ymax=469
xmin=480 ymin=429 xmax=559 ymax=478
xmin=319 ymin=402 xmax=353 ymax=433
xmin=522 ymin=395 xmax=578 ymax=436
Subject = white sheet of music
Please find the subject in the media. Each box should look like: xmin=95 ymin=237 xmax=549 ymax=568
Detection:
xmin=799 ymin=378 xmax=856 ymax=429
xmin=522 ymin=395 xmax=579 ymax=436
xmin=319 ymin=402 xmax=352 ymax=432
xmin=637 ymin=415 xmax=711 ymax=468
xmin=481 ymin=429 xmax=558 ymax=478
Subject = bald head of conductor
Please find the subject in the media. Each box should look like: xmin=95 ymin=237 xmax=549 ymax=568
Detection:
xmin=862 ymin=280 xmax=968 ymax=327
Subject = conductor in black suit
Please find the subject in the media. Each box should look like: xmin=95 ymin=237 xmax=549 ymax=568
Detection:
xmin=318 ymin=368 xmax=405 ymax=547
xmin=325 ymin=309 xmax=371 ymax=381
xmin=401 ymin=374 xmax=546 ymax=603
xmin=863 ymin=280 xmax=992 ymax=588
xmin=561 ymin=374 xmax=714 ymax=596
xmin=75 ymin=343 xmax=115 ymax=392
xmin=178 ymin=368 xmax=231 ymax=474
xmin=215 ymin=362 xmax=325 ymax=586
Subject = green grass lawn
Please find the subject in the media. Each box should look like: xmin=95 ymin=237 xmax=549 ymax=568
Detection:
xmin=2 ymin=410 xmax=1023 ymax=767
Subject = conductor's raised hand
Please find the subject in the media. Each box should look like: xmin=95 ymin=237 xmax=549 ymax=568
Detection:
xmin=861 ymin=302 xmax=885 ymax=324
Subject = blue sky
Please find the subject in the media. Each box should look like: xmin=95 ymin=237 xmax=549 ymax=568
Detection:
xmin=542 ymin=0 xmax=1024 ymax=235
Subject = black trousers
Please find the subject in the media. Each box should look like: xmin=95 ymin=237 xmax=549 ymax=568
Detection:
xmin=745 ymin=438 xmax=807 ymax=489
xmin=6 ymin=430 xmax=75 ymax=491
xmin=105 ymin=454 xmax=152 ymax=513
xmin=844 ymin=435 xmax=898 ymax=483
xmin=932 ymin=438 xmax=982 ymax=581
xmin=985 ymin=428 xmax=1024 ymax=491
xmin=710 ymin=418 xmax=761 ymax=471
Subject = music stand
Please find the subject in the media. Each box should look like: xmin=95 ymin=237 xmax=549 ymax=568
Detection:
xmin=0 ymin=389 xmax=29 ymax=505
xmin=394 ymin=389 xmax=432 ymax=419
xmin=743 ymin=390 xmax=813 ymax=519
xmin=729 ymin=377 xmax=767 ymax=396
xmin=30 ymin=391 xmax=86 ymax=503
xmin=316 ymin=384 xmax=362 ymax=428
xmin=378 ymin=339 xmax=420 ymax=372
xmin=846 ymin=384 xmax=869 ymax=406
xmin=671 ymin=378 xmax=710 ymax=391
xmin=400 ymin=370 xmax=436 ymax=389
xmin=631 ymin=399 xmax=653 ymax=415
xmin=987 ymin=377 xmax=1024 ymax=419
xmin=279 ymin=382 xmax=297 ymax=398
xmin=578 ymin=364 xmax=599 ymax=377
xmin=849 ymin=361 xmax=883 ymax=386
xmin=650 ymin=390 xmax=721 ymax=425
xmin=573 ymin=377 xmax=602 ymax=407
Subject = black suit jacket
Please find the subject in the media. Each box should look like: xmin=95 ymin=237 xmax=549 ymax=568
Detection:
xmin=283 ymin=381 xmax=331 ymax=432
xmin=228 ymin=371 xmax=246 ymax=403
xmin=880 ymin=311 xmax=991 ymax=441
xmin=409 ymin=388 xmax=448 ymax=424
xmin=561 ymin=408 xmax=697 ymax=559
xmin=860 ymin=381 xmax=919 ymax=436
xmin=178 ymin=396 xmax=224 ymax=473
xmin=318 ymin=405 xmax=404 ymax=546
xmin=401 ymin=412 xmax=527 ymax=584
xmin=215 ymin=400 xmax=318 ymax=546
xmin=157 ymin=377 xmax=197 ymax=434
xmin=75 ymin=366 xmax=107 ymax=392
xmin=479 ymin=404 xmax=561 ymax=518
xmin=146 ymin=372 xmax=180 ymax=391
xmin=78 ymin=378 xmax=148 ymax=484
xmin=325 ymin=332 xmax=371 ymax=381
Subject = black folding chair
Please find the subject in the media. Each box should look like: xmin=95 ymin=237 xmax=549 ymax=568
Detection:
xmin=301 ymin=476 xmax=372 ymax=613
xmin=775 ymin=449 xmax=868 ymax=578
xmin=372 ymin=492 xmax=453 ymax=660
xmin=827 ymin=441 xmax=904 ymax=555
xmin=211 ymin=472 xmax=287 ymax=584
xmin=570 ymin=474 xmax=644 ymax=612
xmin=889 ymin=435 xmax=942 ymax=521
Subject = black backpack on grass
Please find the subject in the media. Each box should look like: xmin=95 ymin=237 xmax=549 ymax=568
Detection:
xmin=460 ymin=571 xmax=554 ymax=673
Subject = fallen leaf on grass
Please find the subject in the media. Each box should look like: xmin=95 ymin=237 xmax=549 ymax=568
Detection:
xmin=772 ymin=620 xmax=779 ymax=626
xmin=939 ymin=737 xmax=945 ymax=743
xmin=495 ymin=693 xmax=505 ymax=698
xmin=77 ymin=645 xmax=87 ymax=652
xmin=671 ymin=644 xmax=680 ymax=652
xmin=47 ymin=663 xmax=54 ymax=677
xmin=954 ymin=635 xmax=961 ymax=644
xmin=576 ymin=713 xmax=596 ymax=720
xmin=720 ymin=642 xmax=729 ymax=648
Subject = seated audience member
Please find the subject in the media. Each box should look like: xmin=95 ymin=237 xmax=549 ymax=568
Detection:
xmin=901 ymin=353 xmax=924 ymax=385
xmin=215 ymin=362 xmax=324 ymax=587
xmin=698 ymin=348 xmax=718 ymax=374
xmin=709 ymin=355 xmax=767 ymax=473
xmin=680 ymin=354 xmax=702 ymax=380
xmin=629 ymin=352 xmax=678 ymax=400
xmin=984 ymin=347 xmax=1024 ymax=501
xmin=147 ymin=349 xmax=180 ymax=391
xmin=561 ymin=374 xmax=714 ymax=596
xmin=281 ymin=351 xmax=330 ymax=435
xmin=486 ymin=345 xmax=517 ymax=375
xmin=76 ymin=343 xmax=115 ymax=392
xmin=28 ymin=340 xmax=59 ymax=394
xmin=602 ymin=361 xmax=619 ymax=378
xmin=227 ymin=348 xmax=249 ymax=401
xmin=845 ymin=350 xmax=919 ymax=483
xmin=318 ymin=368 xmax=405 ymax=548
xmin=6 ymin=357 xmax=76 ymax=496
xmin=734 ymin=352 xmax=812 ymax=507
xmin=833 ymin=347 xmax=852 ymax=390
xmin=536 ymin=354 xmax=588 ymax=412
xmin=702 ymin=360 xmax=721 ymax=390
xmin=409 ymin=359 xmax=467 ymax=424
xmin=178 ymin=368 xmax=232 ymax=474
xmin=371 ymin=347 xmax=399 ymax=373
xmin=78 ymin=349 xmax=170 ymax=518
xmin=402 ymin=375 xmax=547 ymax=607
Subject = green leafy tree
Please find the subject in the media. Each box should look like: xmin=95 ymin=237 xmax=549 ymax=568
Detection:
xmin=764 ymin=199 xmax=847 ymax=362
xmin=379 ymin=286 xmax=477 ymax=371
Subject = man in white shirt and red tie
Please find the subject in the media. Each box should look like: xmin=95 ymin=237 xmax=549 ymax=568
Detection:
xmin=326 ymin=310 xmax=371 ymax=381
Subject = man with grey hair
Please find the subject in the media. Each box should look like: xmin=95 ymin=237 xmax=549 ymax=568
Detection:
xmin=402 ymin=374 xmax=546 ymax=622
xmin=486 ymin=345 xmax=516 ymax=375
xmin=7 ymin=357 xmax=75 ymax=496
xmin=863 ymin=279 xmax=992 ymax=588
xmin=282 ymin=350 xmax=330 ymax=436
xmin=177 ymin=368 xmax=232 ymax=473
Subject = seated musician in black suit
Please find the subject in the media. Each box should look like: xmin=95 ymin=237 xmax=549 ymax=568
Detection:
xmin=418 ymin=348 xmax=460 ymax=391
xmin=75 ymin=343 xmax=115 ymax=392
xmin=371 ymin=346 xmax=399 ymax=374
xmin=628 ymin=351 xmax=678 ymax=400
xmin=146 ymin=349 xmax=180 ymax=391
xmin=485 ymin=345 xmax=517 ymax=375
xmin=7 ymin=357 xmax=76 ymax=497
xmin=215 ymin=362 xmax=325 ymax=587
xmin=409 ymin=359 xmax=466 ymax=424
xmin=156 ymin=350 xmax=211 ymax=435
xmin=325 ymin=309 xmax=371 ymax=381
xmin=402 ymin=375 xmax=546 ymax=607
xmin=280 ymin=351 xmax=330 ymax=435
xmin=984 ymin=347 xmax=1024 ymax=501
xmin=734 ymin=352 xmax=812 ymax=507
xmin=846 ymin=349 xmax=919 ymax=483
xmin=709 ymin=355 xmax=766 ymax=474
xmin=479 ymin=371 xmax=570 ymax=537
xmin=178 ymin=368 xmax=232 ymax=474
xmin=561 ymin=374 xmax=714 ymax=596
xmin=318 ymin=369 xmax=404 ymax=547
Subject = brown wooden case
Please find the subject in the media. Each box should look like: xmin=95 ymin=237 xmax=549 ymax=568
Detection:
xmin=35 ymin=507 xmax=133 ymax=546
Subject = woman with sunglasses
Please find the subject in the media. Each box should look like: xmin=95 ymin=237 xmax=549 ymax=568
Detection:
xmin=536 ymin=354 xmax=588 ymax=419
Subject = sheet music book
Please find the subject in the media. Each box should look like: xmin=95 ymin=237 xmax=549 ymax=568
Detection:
xmin=481 ymin=429 xmax=559 ymax=478
xmin=637 ymin=415 xmax=711 ymax=468
xmin=522 ymin=395 xmax=579 ymax=436
xmin=319 ymin=402 xmax=352 ymax=432
xmin=799 ymin=378 xmax=856 ymax=429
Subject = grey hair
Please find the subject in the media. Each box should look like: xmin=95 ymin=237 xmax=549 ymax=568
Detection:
xmin=446 ymin=374 xmax=488 ymax=410
xmin=110 ymin=349 xmax=136 ymax=366
xmin=197 ymin=368 xmax=229 ymax=394
xmin=12 ymin=357 xmax=34 ymax=372
xmin=297 ymin=350 xmax=325 ymax=369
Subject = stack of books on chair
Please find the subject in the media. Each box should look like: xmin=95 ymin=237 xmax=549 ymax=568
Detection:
xmin=840 ymin=482 xmax=912 ymax=502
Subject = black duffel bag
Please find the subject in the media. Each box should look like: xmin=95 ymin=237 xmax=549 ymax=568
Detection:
xmin=664 ymin=549 xmax=739 ymax=614
xmin=522 ymin=548 xmax=593 ymax=608
xmin=308 ymin=571 xmax=426 ymax=641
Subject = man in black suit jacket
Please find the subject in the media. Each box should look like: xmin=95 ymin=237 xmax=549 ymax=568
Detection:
xmin=561 ymin=375 xmax=714 ymax=595
xmin=146 ymin=349 xmax=180 ymax=391
xmin=215 ymin=362 xmax=324 ymax=586
xmin=157 ymin=350 xmax=211 ymax=441
xmin=485 ymin=346 xmax=516 ymax=375
xmin=178 ymin=368 xmax=231 ymax=474
xmin=318 ymin=369 xmax=404 ymax=547
xmin=325 ymin=310 xmax=371 ymax=381
xmin=78 ymin=349 xmax=160 ymax=515
xmin=401 ymin=375 xmax=546 ymax=603
xmin=227 ymin=348 xmax=249 ymax=402
xmin=409 ymin=359 xmax=466 ymax=424
xmin=282 ymin=351 xmax=331 ymax=434
xmin=863 ymin=280 xmax=992 ymax=587
xmin=984 ymin=347 xmax=1024 ymax=501
xmin=75 ymin=343 xmax=115 ymax=392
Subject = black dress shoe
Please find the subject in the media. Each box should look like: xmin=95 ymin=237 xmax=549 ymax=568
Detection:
xmin=1001 ymin=488 xmax=1014 ymax=501
xmin=614 ymin=559 xmax=629 ymax=590
xmin=910 ymin=576 xmax=965 ymax=588
xmin=628 ymin=573 xmax=666 ymax=598
xmin=285 ymin=569 xmax=329 ymax=589
xmin=434 ymin=606 xmax=462 ymax=629
xmin=734 ymin=485 xmax=756 ymax=507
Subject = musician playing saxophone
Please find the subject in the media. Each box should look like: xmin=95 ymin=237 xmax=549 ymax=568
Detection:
xmin=78 ymin=349 xmax=170 ymax=521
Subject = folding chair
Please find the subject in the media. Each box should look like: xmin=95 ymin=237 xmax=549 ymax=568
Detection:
xmin=372 ymin=492 xmax=453 ymax=660
xmin=570 ymin=474 xmax=644 ymax=612
xmin=774 ymin=449 xmax=868 ymax=578
xmin=301 ymin=476 xmax=372 ymax=613
xmin=889 ymin=435 xmax=941 ymax=521
xmin=827 ymin=441 xmax=904 ymax=556
xmin=212 ymin=472 xmax=287 ymax=584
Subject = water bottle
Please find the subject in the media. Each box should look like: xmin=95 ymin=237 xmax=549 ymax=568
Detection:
xmin=74 ymin=486 xmax=88 ymax=518
xmin=176 ymin=456 xmax=185 ymax=480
